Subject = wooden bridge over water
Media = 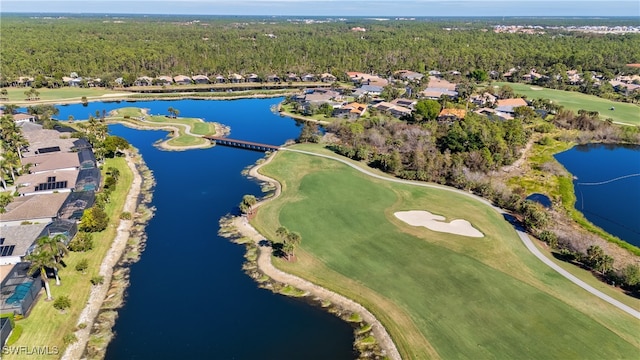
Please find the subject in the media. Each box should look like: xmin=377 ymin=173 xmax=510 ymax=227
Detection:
xmin=204 ymin=136 xmax=281 ymax=152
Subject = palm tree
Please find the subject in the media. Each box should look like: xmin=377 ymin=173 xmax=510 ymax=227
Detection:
xmin=0 ymin=159 xmax=10 ymax=189
xmin=167 ymin=106 xmax=175 ymax=118
xmin=37 ymin=235 xmax=69 ymax=286
xmin=285 ymin=231 xmax=302 ymax=261
xmin=26 ymin=249 xmax=56 ymax=300
xmin=2 ymin=151 xmax=20 ymax=182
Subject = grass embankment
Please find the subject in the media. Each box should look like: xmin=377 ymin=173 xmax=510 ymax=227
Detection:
xmin=7 ymin=157 xmax=133 ymax=359
xmin=108 ymin=107 xmax=216 ymax=148
xmin=251 ymin=144 xmax=640 ymax=360
xmin=495 ymin=82 xmax=640 ymax=126
xmin=0 ymin=87 xmax=126 ymax=104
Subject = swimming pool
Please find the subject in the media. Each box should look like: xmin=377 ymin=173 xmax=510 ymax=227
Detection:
xmin=5 ymin=281 xmax=34 ymax=305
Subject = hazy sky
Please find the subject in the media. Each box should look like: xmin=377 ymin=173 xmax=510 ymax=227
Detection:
xmin=1 ymin=1 xmax=638 ymax=17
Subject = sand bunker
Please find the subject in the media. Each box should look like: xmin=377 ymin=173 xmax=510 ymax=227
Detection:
xmin=394 ymin=210 xmax=484 ymax=238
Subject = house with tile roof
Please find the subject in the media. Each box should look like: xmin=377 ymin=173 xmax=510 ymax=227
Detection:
xmin=0 ymin=193 xmax=69 ymax=226
xmin=437 ymin=108 xmax=467 ymax=122
xmin=495 ymin=98 xmax=528 ymax=114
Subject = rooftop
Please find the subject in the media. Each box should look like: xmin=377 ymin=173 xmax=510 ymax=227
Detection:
xmin=15 ymin=170 xmax=79 ymax=195
xmin=0 ymin=193 xmax=69 ymax=223
xmin=0 ymin=223 xmax=49 ymax=259
xmin=22 ymin=152 xmax=80 ymax=174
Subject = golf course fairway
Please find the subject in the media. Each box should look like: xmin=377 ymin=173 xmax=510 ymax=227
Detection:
xmin=251 ymin=144 xmax=640 ymax=359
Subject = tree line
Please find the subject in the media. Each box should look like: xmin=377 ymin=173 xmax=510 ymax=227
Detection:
xmin=1 ymin=17 xmax=639 ymax=84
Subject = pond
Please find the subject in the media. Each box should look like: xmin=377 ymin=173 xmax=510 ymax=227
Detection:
xmin=555 ymin=143 xmax=640 ymax=247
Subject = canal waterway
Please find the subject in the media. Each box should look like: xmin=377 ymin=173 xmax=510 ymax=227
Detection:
xmin=555 ymin=143 xmax=640 ymax=247
xmin=52 ymin=99 xmax=355 ymax=359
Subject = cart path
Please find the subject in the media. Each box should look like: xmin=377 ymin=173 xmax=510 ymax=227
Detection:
xmin=281 ymin=148 xmax=640 ymax=320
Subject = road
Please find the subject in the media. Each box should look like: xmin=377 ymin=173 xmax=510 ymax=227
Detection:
xmin=281 ymin=148 xmax=640 ymax=320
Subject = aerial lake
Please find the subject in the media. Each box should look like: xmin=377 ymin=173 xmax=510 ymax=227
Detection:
xmin=51 ymin=99 xmax=355 ymax=359
xmin=555 ymin=144 xmax=640 ymax=247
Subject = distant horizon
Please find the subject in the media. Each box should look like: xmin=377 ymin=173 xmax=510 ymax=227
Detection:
xmin=2 ymin=1 xmax=639 ymax=17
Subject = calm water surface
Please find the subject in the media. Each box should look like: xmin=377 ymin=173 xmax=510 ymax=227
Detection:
xmin=55 ymin=99 xmax=355 ymax=359
xmin=555 ymin=144 xmax=640 ymax=247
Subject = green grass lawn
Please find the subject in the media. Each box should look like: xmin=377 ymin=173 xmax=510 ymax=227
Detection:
xmin=494 ymin=82 xmax=640 ymax=126
xmin=252 ymin=144 xmax=640 ymax=359
xmin=108 ymin=107 xmax=216 ymax=148
xmin=1 ymin=87 xmax=125 ymax=103
xmin=8 ymin=157 xmax=133 ymax=359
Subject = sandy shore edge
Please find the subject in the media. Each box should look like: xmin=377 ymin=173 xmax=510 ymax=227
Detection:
xmin=233 ymin=152 xmax=402 ymax=360
xmin=61 ymin=151 xmax=143 ymax=360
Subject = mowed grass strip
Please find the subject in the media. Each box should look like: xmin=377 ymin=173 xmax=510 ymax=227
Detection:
xmin=1 ymin=87 xmax=125 ymax=102
xmin=495 ymin=82 xmax=640 ymax=126
xmin=109 ymin=107 xmax=215 ymax=147
xmin=252 ymin=147 xmax=640 ymax=359
xmin=7 ymin=157 xmax=133 ymax=359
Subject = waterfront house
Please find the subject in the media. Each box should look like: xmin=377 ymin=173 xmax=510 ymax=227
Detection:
xmin=286 ymin=73 xmax=300 ymax=82
xmin=0 ymin=223 xmax=49 ymax=266
xmin=267 ymin=74 xmax=281 ymax=83
xmin=11 ymin=113 xmax=36 ymax=124
xmin=0 ymin=316 xmax=12 ymax=346
xmin=15 ymin=170 xmax=79 ymax=196
xmin=247 ymin=74 xmax=260 ymax=83
xmin=0 ymin=262 xmax=43 ymax=316
xmin=77 ymin=149 xmax=97 ymax=169
xmin=0 ymin=193 xmax=69 ymax=227
xmin=320 ymin=73 xmax=337 ymax=83
xmin=228 ymin=73 xmax=244 ymax=83
xmin=192 ymin=75 xmax=210 ymax=84
xmin=301 ymin=74 xmax=316 ymax=82
xmin=213 ymin=75 xmax=226 ymax=83
xmin=75 ymin=168 xmax=101 ymax=192
xmin=173 ymin=75 xmax=192 ymax=85
xmin=134 ymin=76 xmax=153 ymax=86
xmin=19 ymin=123 xmax=77 ymax=157
xmin=22 ymin=152 xmax=80 ymax=174
xmin=155 ymin=76 xmax=173 ymax=86
xmin=58 ymin=191 xmax=96 ymax=221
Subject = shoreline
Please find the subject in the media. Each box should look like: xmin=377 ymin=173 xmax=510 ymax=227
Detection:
xmin=229 ymin=152 xmax=402 ymax=360
xmin=3 ymin=90 xmax=299 ymax=107
xmin=61 ymin=150 xmax=146 ymax=360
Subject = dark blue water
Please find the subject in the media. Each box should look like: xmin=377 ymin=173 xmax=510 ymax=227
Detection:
xmin=555 ymin=144 xmax=640 ymax=247
xmin=52 ymin=99 xmax=354 ymax=359
xmin=525 ymin=193 xmax=552 ymax=209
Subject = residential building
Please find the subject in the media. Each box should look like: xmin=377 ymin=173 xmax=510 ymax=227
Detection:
xmin=192 ymin=75 xmax=210 ymax=84
xmin=495 ymin=98 xmax=528 ymax=114
xmin=11 ymin=113 xmax=36 ymax=124
xmin=0 ymin=223 xmax=49 ymax=265
xmin=173 ymin=75 xmax=192 ymax=85
xmin=437 ymin=108 xmax=467 ymax=122
xmin=334 ymin=102 xmax=367 ymax=119
xmin=0 ymin=193 xmax=69 ymax=226
xmin=134 ymin=76 xmax=153 ymax=86
xmin=22 ymin=152 xmax=80 ymax=174
xmin=15 ymin=170 xmax=79 ymax=196
xmin=320 ymin=73 xmax=337 ymax=83
xmin=0 ymin=262 xmax=43 ymax=316
xmin=391 ymin=98 xmax=417 ymax=109
xmin=373 ymin=101 xmax=412 ymax=118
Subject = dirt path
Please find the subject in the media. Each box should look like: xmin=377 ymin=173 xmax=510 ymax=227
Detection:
xmin=61 ymin=151 xmax=143 ymax=360
xmin=235 ymin=153 xmax=402 ymax=360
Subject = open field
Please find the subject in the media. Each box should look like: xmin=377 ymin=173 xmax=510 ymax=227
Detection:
xmin=252 ymin=144 xmax=640 ymax=359
xmin=7 ymin=157 xmax=133 ymax=359
xmin=494 ymin=82 xmax=640 ymax=126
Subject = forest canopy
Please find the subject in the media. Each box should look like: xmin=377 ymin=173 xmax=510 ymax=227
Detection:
xmin=1 ymin=16 xmax=639 ymax=81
